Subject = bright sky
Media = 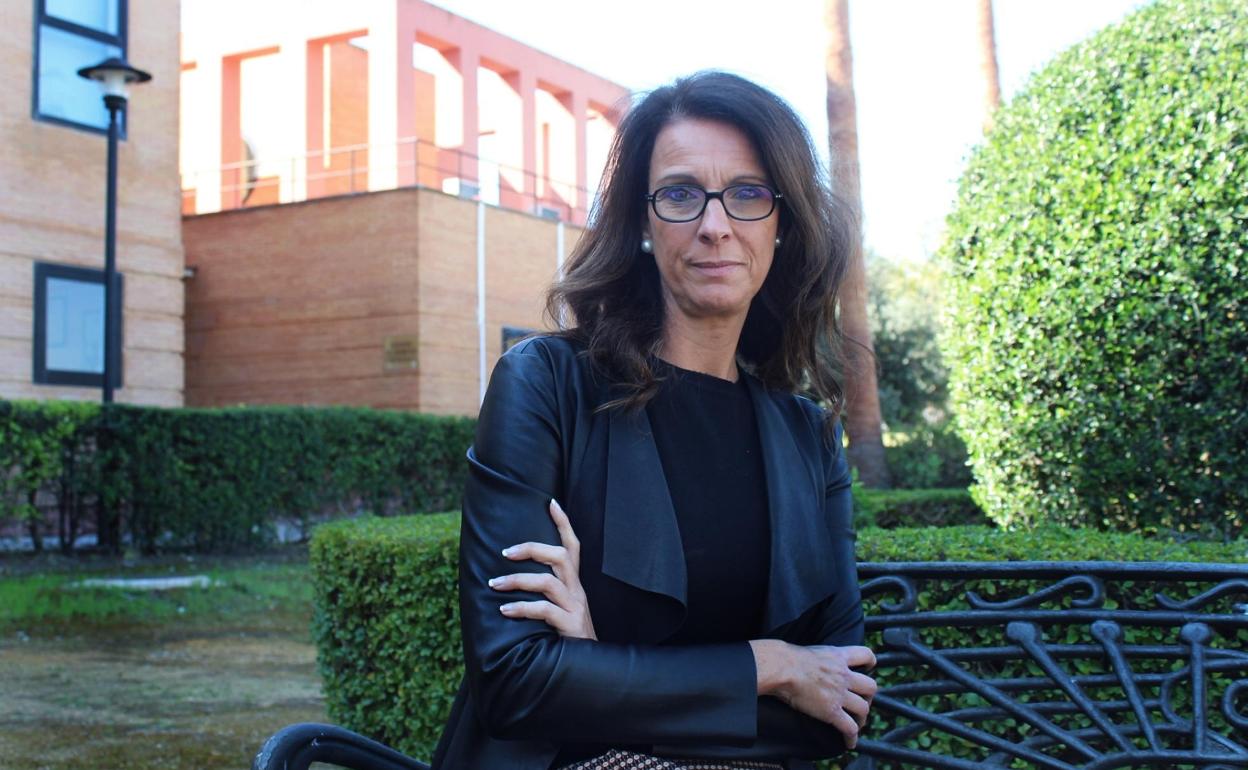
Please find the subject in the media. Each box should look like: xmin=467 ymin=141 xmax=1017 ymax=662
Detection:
xmin=426 ymin=0 xmax=1151 ymax=261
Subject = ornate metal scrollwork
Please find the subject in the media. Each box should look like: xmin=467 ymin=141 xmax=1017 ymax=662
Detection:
xmin=860 ymin=574 xmax=918 ymax=614
xmin=966 ymin=574 xmax=1104 ymax=610
xmin=1155 ymin=579 xmax=1248 ymax=611
xmin=850 ymin=562 xmax=1248 ymax=770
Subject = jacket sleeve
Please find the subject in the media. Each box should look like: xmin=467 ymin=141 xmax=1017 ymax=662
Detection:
xmin=655 ymin=417 xmax=866 ymax=762
xmin=459 ymin=345 xmax=761 ymax=746
xmin=753 ymin=418 xmax=866 ymax=758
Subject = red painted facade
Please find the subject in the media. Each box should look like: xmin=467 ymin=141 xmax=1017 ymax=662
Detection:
xmin=181 ymin=1 xmax=630 ymax=225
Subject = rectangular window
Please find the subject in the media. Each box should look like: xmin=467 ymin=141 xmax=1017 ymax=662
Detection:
xmin=502 ymin=326 xmax=534 ymax=353
xmin=46 ymin=0 xmax=121 ymax=35
xmin=33 ymin=262 xmax=124 ymax=388
xmin=32 ymin=0 xmax=127 ymax=133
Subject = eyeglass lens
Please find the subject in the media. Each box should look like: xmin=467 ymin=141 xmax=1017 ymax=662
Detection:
xmin=652 ymin=184 xmax=776 ymax=222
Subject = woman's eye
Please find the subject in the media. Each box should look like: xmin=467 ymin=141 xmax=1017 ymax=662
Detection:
xmin=661 ymin=187 xmax=699 ymax=203
xmin=730 ymin=185 xmax=767 ymax=200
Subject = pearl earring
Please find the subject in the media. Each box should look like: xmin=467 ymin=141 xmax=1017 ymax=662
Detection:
xmin=775 ymin=236 xmax=783 ymax=247
xmin=641 ymin=238 xmax=654 ymax=254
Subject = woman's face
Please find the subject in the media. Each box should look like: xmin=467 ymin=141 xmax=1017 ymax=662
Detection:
xmin=644 ymin=118 xmax=779 ymax=328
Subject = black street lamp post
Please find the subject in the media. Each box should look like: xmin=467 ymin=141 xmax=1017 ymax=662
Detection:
xmin=76 ymin=57 xmax=151 ymax=403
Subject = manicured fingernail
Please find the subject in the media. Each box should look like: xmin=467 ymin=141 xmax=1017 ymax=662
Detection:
xmin=499 ymin=603 xmax=516 ymax=614
xmin=488 ymin=577 xmax=502 ymax=587
xmin=501 ymin=547 xmax=514 ymax=557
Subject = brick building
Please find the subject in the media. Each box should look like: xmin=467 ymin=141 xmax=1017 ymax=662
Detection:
xmin=2 ymin=0 xmax=628 ymax=414
xmin=180 ymin=0 xmax=630 ymax=414
xmin=183 ymin=189 xmax=583 ymax=415
xmin=1 ymin=0 xmax=185 ymax=406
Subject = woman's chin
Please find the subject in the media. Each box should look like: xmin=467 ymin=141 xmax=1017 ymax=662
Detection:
xmin=673 ymin=295 xmax=755 ymax=322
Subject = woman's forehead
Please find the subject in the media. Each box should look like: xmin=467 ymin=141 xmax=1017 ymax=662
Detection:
xmin=648 ymin=118 xmax=767 ymax=185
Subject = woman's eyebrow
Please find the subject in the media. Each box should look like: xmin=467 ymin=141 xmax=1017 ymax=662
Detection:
xmin=653 ymin=172 xmax=701 ymax=187
xmin=652 ymin=172 xmax=771 ymax=187
xmin=730 ymin=174 xmax=771 ymax=185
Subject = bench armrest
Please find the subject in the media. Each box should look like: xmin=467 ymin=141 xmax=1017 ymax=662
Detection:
xmin=251 ymin=723 xmax=430 ymax=770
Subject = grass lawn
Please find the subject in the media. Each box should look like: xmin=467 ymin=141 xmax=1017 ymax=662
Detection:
xmin=0 ymin=549 xmax=328 ymax=770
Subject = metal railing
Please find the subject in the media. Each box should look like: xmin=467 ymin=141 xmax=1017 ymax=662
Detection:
xmin=180 ymin=137 xmax=595 ymax=225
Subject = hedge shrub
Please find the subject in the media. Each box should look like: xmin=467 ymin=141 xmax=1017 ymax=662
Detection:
xmin=310 ymin=514 xmax=1248 ymax=762
xmin=0 ymin=400 xmax=474 ymax=553
xmin=0 ymin=400 xmax=101 ymax=553
xmin=311 ymin=514 xmax=462 ymax=761
xmin=940 ymin=0 xmax=1248 ymax=538
xmin=852 ymin=487 xmax=985 ymax=530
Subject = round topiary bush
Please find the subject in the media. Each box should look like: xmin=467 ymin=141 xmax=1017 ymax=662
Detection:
xmin=940 ymin=0 xmax=1247 ymax=538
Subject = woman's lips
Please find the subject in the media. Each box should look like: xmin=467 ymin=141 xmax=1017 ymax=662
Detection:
xmin=690 ymin=261 xmax=743 ymax=275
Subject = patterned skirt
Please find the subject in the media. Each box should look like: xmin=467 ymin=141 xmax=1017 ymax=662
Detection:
xmin=559 ymin=749 xmax=784 ymax=770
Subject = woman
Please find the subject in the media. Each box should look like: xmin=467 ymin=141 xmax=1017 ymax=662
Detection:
xmin=433 ymin=71 xmax=876 ymax=770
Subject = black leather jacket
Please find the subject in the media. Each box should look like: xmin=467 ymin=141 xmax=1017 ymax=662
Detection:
xmin=432 ymin=335 xmax=864 ymax=770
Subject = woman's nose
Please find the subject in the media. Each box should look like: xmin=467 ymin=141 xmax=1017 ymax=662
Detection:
xmin=697 ymin=198 xmax=732 ymax=243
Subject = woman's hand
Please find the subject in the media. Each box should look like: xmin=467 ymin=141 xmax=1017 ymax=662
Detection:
xmin=489 ymin=499 xmax=597 ymax=640
xmin=750 ymin=640 xmax=877 ymax=749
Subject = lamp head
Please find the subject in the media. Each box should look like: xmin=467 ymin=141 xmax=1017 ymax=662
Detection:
xmin=77 ymin=57 xmax=152 ymax=101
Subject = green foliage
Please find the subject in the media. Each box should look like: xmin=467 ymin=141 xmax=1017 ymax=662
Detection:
xmin=0 ymin=400 xmax=475 ymax=553
xmin=867 ymin=258 xmax=971 ymax=489
xmin=869 ymin=257 xmax=951 ymax=428
xmin=310 ymin=513 xmax=462 ymax=761
xmin=0 ymin=400 xmax=101 ymax=552
xmin=940 ymin=0 xmax=1248 ymax=538
xmin=853 ymin=488 xmax=985 ymax=530
xmin=883 ymin=422 xmax=972 ymax=490
xmin=857 ymin=523 xmax=1248 ymax=563
xmin=311 ymin=515 xmax=1248 ymax=762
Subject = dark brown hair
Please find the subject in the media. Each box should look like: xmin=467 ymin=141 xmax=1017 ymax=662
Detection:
xmin=546 ymin=71 xmax=856 ymax=416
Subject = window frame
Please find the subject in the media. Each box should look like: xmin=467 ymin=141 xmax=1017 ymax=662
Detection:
xmin=33 ymin=261 xmax=124 ymax=389
xmin=31 ymin=0 xmax=130 ymax=135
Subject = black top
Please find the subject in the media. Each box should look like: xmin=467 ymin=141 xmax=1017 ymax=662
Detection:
xmin=647 ymin=360 xmax=771 ymax=644
xmin=552 ymin=361 xmax=772 ymax=767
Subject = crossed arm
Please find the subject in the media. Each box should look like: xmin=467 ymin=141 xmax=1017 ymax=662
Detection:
xmin=490 ymin=499 xmax=878 ymax=750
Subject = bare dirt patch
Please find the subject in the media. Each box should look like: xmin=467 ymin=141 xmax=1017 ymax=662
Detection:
xmin=0 ymin=620 xmax=327 ymax=769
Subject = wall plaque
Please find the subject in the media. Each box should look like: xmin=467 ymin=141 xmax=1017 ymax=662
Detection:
xmin=383 ymin=335 xmax=419 ymax=371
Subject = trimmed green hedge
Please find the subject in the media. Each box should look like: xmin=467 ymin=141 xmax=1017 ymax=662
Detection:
xmin=853 ymin=487 xmax=985 ymax=529
xmin=0 ymin=400 xmax=101 ymax=552
xmin=940 ymin=0 xmax=1248 ymax=538
xmin=311 ymin=514 xmax=462 ymax=760
xmin=310 ymin=514 xmax=1248 ymax=761
xmin=0 ymin=400 xmax=474 ymax=553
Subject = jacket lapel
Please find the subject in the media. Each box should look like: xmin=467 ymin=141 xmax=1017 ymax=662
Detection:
xmin=600 ymin=376 xmax=839 ymax=637
xmin=745 ymin=376 xmax=841 ymax=634
xmin=602 ymin=403 xmax=688 ymax=607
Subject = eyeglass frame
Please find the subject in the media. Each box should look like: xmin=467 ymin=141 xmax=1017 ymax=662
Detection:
xmin=644 ymin=183 xmax=784 ymax=223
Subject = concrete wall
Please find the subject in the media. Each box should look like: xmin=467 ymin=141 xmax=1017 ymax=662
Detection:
xmin=183 ymin=187 xmax=580 ymax=414
xmin=0 ymin=0 xmax=185 ymax=406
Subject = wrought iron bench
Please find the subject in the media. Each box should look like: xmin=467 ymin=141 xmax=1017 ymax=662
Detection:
xmin=253 ymin=561 xmax=1248 ymax=770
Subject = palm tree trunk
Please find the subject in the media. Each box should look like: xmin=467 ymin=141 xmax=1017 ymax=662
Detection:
xmin=978 ymin=0 xmax=1002 ymax=132
xmin=825 ymin=0 xmax=891 ymax=488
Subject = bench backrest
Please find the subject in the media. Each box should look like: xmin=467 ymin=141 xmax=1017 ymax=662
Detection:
xmin=849 ymin=561 xmax=1248 ymax=769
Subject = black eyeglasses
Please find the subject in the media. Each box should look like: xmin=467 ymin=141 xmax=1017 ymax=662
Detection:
xmin=645 ymin=184 xmax=783 ymax=223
